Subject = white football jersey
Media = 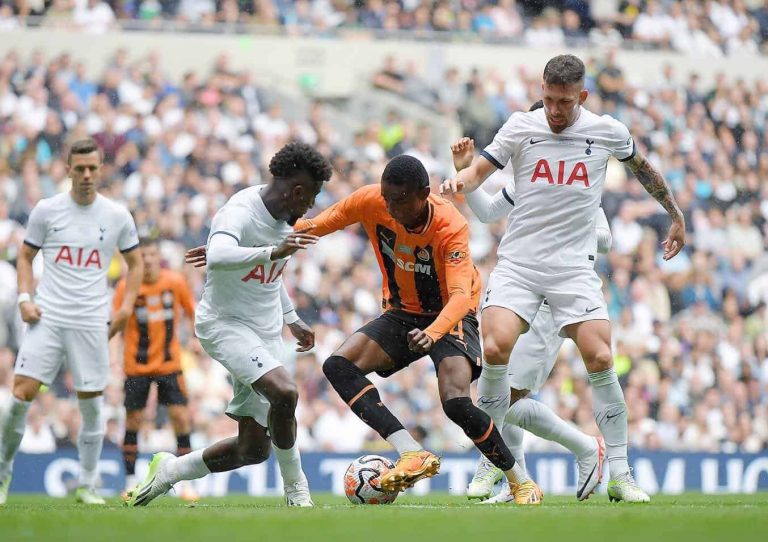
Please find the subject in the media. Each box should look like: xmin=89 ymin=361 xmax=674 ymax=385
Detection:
xmin=196 ymin=185 xmax=293 ymax=338
xmin=482 ymin=107 xmax=634 ymax=269
xmin=24 ymin=192 xmax=139 ymax=329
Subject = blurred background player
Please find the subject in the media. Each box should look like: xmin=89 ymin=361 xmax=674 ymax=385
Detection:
xmin=126 ymin=142 xmax=332 ymax=507
xmin=0 ymin=139 xmax=142 ymax=505
xmin=441 ymin=55 xmax=687 ymax=504
xmin=113 ymin=236 xmax=197 ymax=500
xmin=300 ymin=155 xmax=541 ymax=504
xmin=451 ymin=132 xmax=607 ymax=502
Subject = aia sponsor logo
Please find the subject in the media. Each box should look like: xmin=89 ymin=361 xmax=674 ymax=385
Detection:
xmin=241 ymin=260 xmax=288 ymax=283
xmin=530 ymin=159 xmax=590 ymax=187
xmin=54 ymin=246 xmax=102 ymax=269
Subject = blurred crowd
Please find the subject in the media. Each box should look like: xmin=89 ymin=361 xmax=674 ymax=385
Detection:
xmin=1 ymin=1 xmax=768 ymax=56
xmin=0 ymin=44 xmax=766 ymax=459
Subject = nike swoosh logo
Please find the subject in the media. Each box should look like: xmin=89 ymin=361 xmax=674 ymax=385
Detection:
xmin=577 ymin=464 xmax=597 ymax=498
xmin=586 ymin=307 xmax=601 ymax=313
xmin=606 ymin=413 xmax=620 ymax=420
xmin=52 ymin=227 xmax=64 ymax=232
xmin=529 ymin=138 xmax=547 ymax=145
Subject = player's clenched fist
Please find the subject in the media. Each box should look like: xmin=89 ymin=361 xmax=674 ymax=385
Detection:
xmin=19 ymin=301 xmax=42 ymax=324
xmin=271 ymin=233 xmax=319 ymax=260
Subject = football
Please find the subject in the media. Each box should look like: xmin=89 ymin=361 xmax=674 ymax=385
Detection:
xmin=344 ymin=455 xmax=399 ymax=505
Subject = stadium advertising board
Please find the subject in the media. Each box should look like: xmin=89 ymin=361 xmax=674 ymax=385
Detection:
xmin=10 ymin=451 xmax=768 ymax=496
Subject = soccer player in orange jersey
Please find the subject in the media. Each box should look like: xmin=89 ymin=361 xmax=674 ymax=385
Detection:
xmin=297 ymin=155 xmax=541 ymax=503
xmin=113 ymin=237 xmax=196 ymax=497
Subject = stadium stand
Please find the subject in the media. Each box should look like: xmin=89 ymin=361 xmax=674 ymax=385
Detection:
xmin=0 ymin=36 xmax=765 ymax=456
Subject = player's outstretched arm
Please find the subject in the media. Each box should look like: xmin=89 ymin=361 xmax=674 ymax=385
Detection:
xmin=17 ymin=242 xmax=42 ymax=324
xmin=451 ymin=137 xmax=514 ymax=223
xmin=110 ymin=248 xmax=143 ymax=339
xmin=625 ymin=151 xmax=685 ymax=260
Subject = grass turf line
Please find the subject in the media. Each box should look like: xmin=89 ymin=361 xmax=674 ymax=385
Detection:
xmin=2 ymin=493 xmax=767 ymax=542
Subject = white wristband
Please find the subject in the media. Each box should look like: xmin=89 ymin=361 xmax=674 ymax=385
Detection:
xmin=17 ymin=292 xmax=31 ymax=306
xmin=283 ymin=310 xmax=300 ymax=325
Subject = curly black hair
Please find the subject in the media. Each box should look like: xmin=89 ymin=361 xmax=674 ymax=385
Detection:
xmin=381 ymin=154 xmax=429 ymax=190
xmin=268 ymin=141 xmax=333 ymax=185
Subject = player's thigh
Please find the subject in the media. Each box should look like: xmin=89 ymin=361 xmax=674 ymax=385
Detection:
xmin=124 ymin=375 xmax=152 ymax=411
xmin=508 ymin=306 xmax=560 ymax=395
xmin=63 ymin=327 xmax=110 ymax=392
xmin=155 ymin=372 xmax=189 ymax=407
xmin=545 ymin=268 xmax=609 ymax=337
xmin=481 ymin=306 xmax=529 ymax=362
xmin=336 ymin=312 xmax=421 ymax=376
xmin=15 ymin=320 xmax=66 ymax=388
xmin=564 ymin=319 xmax=613 ymax=373
xmin=431 ymin=313 xmax=483 ymax=400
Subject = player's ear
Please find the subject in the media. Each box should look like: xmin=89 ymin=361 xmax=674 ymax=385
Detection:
xmin=418 ymin=186 xmax=430 ymax=200
xmin=579 ymin=88 xmax=589 ymax=105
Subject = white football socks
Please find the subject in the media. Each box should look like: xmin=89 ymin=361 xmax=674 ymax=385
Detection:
xmin=166 ymin=449 xmax=210 ymax=484
xmin=501 ymin=422 xmax=527 ymax=475
xmin=588 ymin=368 xmax=629 ymax=479
xmin=507 ymin=397 xmax=594 ymax=459
xmin=386 ymin=429 xmax=423 ymax=455
xmin=274 ymin=443 xmax=305 ymax=485
xmin=477 ymin=363 xmax=510 ymax=432
xmin=77 ymin=396 xmax=104 ymax=488
xmin=0 ymin=397 xmax=31 ymax=478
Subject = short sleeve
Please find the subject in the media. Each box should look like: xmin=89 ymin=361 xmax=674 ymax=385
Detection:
xmin=24 ymin=203 xmax=47 ymax=249
xmin=208 ymin=205 xmax=251 ymax=246
xmin=481 ymin=113 xmax=521 ymax=169
xmin=607 ymin=118 xmax=635 ymax=162
xmin=118 ymin=209 xmax=140 ymax=253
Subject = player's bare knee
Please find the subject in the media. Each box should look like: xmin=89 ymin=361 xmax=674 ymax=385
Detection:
xmin=12 ymin=378 xmax=40 ymax=402
xmin=483 ymin=337 xmax=511 ymax=365
xmin=125 ymin=410 xmax=143 ymax=432
xmin=585 ymin=348 xmax=613 ymax=373
xmin=269 ymin=381 xmax=299 ymax=414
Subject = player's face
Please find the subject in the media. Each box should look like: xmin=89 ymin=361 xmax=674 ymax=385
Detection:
xmin=541 ymin=82 xmax=588 ymax=133
xmin=286 ymin=178 xmax=322 ymax=225
xmin=141 ymin=244 xmax=161 ymax=282
xmin=381 ymin=181 xmax=429 ymax=228
xmin=67 ymin=151 xmax=102 ymax=202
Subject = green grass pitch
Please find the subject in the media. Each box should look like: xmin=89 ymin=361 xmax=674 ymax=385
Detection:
xmin=3 ymin=493 xmax=767 ymax=542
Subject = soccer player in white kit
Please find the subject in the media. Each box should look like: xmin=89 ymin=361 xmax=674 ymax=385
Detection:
xmin=441 ymin=55 xmax=686 ymax=503
xmin=0 ymin=139 xmax=143 ymax=505
xmin=450 ymin=132 xmax=609 ymax=502
xmin=125 ymin=142 xmax=332 ymax=508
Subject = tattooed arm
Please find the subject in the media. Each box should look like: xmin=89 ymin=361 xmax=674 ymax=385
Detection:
xmin=625 ymin=151 xmax=686 ymax=260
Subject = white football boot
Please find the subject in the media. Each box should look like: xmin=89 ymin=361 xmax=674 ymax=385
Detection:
xmin=576 ymin=436 xmax=605 ymax=501
xmin=467 ymin=456 xmax=503 ymax=500
xmin=284 ymin=475 xmax=313 ymax=507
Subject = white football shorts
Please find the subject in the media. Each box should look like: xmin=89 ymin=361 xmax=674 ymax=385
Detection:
xmin=15 ymin=319 xmax=110 ymax=392
xmin=195 ymin=316 xmax=285 ymax=427
xmin=483 ymin=259 xmax=609 ymax=336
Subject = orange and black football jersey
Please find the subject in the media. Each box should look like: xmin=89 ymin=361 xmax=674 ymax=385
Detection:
xmin=297 ymin=184 xmax=481 ymax=342
xmin=114 ymin=269 xmax=196 ymax=377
